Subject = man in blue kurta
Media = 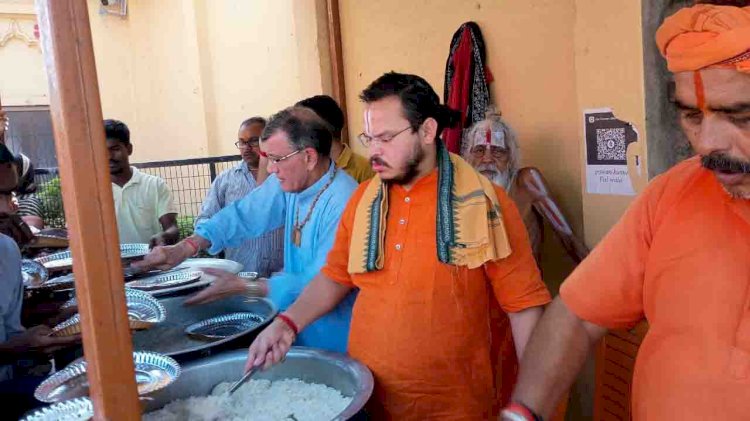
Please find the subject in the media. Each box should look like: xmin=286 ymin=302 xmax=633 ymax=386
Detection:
xmin=135 ymin=107 xmax=358 ymax=352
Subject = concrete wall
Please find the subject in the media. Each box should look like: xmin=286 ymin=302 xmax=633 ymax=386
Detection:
xmin=0 ymin=0 xmax=331 ymax=162
xmin=574 ymin=0 xmax=648 ymax=245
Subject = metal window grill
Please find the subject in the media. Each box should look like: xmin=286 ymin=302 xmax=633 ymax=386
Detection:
xmin=33 ymin=155 xmax=243 ymax=238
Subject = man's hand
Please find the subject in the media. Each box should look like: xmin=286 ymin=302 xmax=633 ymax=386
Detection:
xmin=5 ymin=325 xmax=81 ymax=355
xmin=184 ymin=268 xmax=268 ymax=306
xmin=131 ymin=243 xmax=192 ymax=272
xmin=245 ymin=318 xmax=296 ymax=371
xmin=149 ymin=233 xmax=169 ymax=248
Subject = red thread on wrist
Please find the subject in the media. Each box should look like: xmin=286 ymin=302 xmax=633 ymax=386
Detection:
xmin=504 ymin=403 xmax=540 ymax=421
xmin=183 ymin=237 xmax=199 ymax=256
xmin=276 ymin=313 xmax=299 ymax=335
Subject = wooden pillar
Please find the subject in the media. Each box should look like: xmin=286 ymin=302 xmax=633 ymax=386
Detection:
xmin=326 ymin=0 xmax=348 ymax=143
xmin=35 ymin=1 xmax=140 ymax=419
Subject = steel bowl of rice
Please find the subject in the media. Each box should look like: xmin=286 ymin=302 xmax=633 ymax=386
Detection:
xmin=141 ymin=347 xmax=373 ymax=421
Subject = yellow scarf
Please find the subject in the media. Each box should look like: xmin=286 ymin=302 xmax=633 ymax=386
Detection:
xmin=348 ymin=143 xmax=511 ymax=274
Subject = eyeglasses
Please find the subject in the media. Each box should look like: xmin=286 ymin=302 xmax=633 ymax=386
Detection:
xmin=234 ymin=137 xmax=260 ymax=149
xmin=259 ymin=148 xmax=304 ymax=164
xmin=358 ymin=126 xmax=412 ymax=147
xmin=471 ymin=145 xmax=509 ymax=159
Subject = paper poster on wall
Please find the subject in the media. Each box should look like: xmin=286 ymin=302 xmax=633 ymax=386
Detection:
xmin=584 ymin=108 xmax=639 ymax=196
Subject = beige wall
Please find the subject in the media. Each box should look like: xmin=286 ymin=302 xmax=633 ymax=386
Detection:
xmin=574 ymin=0 xmax=648 ymax=245
xmin=0 ymin=0 xmax=330 ymax=162
xmin=340 ymin=0 xmax=584 ymax=286
xmin=0 ymin=2 xmax=47 ymax=105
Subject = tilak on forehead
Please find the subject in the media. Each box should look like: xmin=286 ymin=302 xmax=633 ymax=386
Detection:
xmin=364 ymin=108 xmax=372 ymax=135
xmin=656 ymin=4 xmax=750 ymax=110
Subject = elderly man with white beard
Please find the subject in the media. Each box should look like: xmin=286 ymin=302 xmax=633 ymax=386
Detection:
xmin=461 ymin=110 xmax=589 ymax=266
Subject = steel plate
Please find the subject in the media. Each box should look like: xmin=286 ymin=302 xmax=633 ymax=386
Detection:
xmin=20 ymin=397 xmax=93 ymax=421
xmin=21 ymin=259 xmax=49 ymax=288
xmin=131 ymin=295 xmax=276 ymax=360
xmin=34 ymin=351 xmax=180 ymax=403
xmin=185 ymin=312 xmax=265 ymax=341
xmin=31 ymin=273 xmax=76 ymax=291
xmin=126 ymin=270 xmax=202 ymax=291
xmin=237 ymin=271 xmax=259 ymax=280
xmin=35 ymin=243 xmax=149 ymax=271
xmin=59 ymin=288 xmax=166 ymax=332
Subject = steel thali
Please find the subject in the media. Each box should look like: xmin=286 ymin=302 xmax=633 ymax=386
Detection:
xmin=20 ymin=397 xmax=93 ymax=421
xmin=34 ymin=243 xmax=149 ymax=271
xmin=52 ymin=288 xmax=166 ymax=336
xmin=34 ymin=351 xmax=180 ymax=403
xmin=185 ymin=312 xmax=265 ymax=341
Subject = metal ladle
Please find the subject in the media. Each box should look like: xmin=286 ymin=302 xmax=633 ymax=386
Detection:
xmin=227 ymin=365 xmax=261 ymax=395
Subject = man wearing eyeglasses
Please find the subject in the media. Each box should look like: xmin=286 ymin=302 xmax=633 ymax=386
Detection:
xmin=135 ymin=107 xmax=359 ymax=353
xmin=244 ymin=72 xmax=551 ymax=420
xmin=194 ymin=117 xmax=284 ymax=276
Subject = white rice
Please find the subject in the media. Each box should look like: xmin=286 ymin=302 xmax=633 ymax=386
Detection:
xmin=143 ymin=378 xmax=353 ymax=421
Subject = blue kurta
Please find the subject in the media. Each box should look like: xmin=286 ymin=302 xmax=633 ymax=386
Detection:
xmin=195 ymin=163 xmax=358 ymax=352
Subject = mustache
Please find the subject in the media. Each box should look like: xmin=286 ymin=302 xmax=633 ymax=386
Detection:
xmin=370 ymin=156 xmax=391 ymax=168
xmin=701 ymin=153 xmax=750 ymax=174
xmin=475 ymin=163 xmax=500 ymax=173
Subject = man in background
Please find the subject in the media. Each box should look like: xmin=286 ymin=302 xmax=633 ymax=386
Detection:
xmin=106 ymin=119 xmax=179 ymax=247
xmin=258 ymin=95 xmax=374 ymax=185
xmin=296 ymin=95 xmax=374 ymax=183
xmin=462 ymin=111 xmax=589 ymax=266
xmin=195 ymin=117 xmax=284 ymax=275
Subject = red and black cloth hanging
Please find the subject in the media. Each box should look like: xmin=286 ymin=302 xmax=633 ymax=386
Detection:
xmin=443 ymin=22 xmax=493 ymax=154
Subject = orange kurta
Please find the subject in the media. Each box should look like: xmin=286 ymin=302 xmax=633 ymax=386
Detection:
xmin=561 ymin=157 xmax=750 ymax=419
xmin=322 ymin=170 xmax=551 ymax=420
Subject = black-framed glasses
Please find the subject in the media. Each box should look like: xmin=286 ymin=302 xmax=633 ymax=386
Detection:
xmin=358 ymin=126 xmax=412 ymax=147
xmin=234 ymin=136 xmax=260 ymax=149
xmin=470 ymin=145 xmax=509 ymax=159
xmin=260 ymin=148 xmax=304 ymax=164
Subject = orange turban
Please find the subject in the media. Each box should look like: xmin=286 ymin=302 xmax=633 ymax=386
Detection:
xmin=656 ymin=4 xmax=750 ymax=73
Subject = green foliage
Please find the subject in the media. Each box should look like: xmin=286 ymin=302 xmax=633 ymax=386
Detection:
xmin=38 ymin=177 xmax=66 ymax=228
xmin=176 ymin=214 xmax=196 ymax=240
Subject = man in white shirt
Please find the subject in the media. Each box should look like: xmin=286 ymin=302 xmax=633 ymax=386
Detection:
xmin=106 ymin=119 xmax=179 ymax=246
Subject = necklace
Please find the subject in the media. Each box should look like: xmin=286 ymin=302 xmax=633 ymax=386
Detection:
xmin=292 ymin=167 xmax=338 ymax=246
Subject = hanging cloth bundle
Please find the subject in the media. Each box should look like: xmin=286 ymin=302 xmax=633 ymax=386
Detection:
xmin=443 ymin=21 xmax=493 ymax=154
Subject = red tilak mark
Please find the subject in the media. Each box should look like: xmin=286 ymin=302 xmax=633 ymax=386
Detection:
xmin=485 ymin=129 xmax=491 ymax=144
xmin=694 ymin=71 xmax=706 ymax=111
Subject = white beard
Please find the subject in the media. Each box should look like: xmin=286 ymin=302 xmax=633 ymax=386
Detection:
xmin=477 ymin=165 xmax=512 ymax=191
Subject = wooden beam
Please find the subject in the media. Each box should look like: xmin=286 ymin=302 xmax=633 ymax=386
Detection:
xmin=35 ymin=1 xmax=140 ymax=419
xmin=326 ymin=0 xmax=348 ymax=143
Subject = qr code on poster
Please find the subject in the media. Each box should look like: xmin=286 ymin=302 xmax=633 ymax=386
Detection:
xmin=596 ymin=128 xmax=626 ymax=161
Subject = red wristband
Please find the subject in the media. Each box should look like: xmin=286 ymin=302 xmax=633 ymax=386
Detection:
xmin=502 ymin=402 xmax=542 ymax=421
xmin=183 ymin=237 xmax=199 ymax=256
xmin=276 ymin=313 xmax=299 ymax=335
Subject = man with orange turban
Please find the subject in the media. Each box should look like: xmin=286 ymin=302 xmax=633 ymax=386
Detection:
xmin=501 ymin=2 xmax=750 ymax=420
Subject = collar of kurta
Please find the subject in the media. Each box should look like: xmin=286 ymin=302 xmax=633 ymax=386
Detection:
xmin=347 ymin=142 xmax=512 ymax=274
xmin=296 ymin=161 xmax=337 ymax=202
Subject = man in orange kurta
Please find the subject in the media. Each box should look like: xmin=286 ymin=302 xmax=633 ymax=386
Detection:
xmin=504 ymin=3 xmax=750 ymax=420
xmin=246 ymin=72 xmax=550 ymax=420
